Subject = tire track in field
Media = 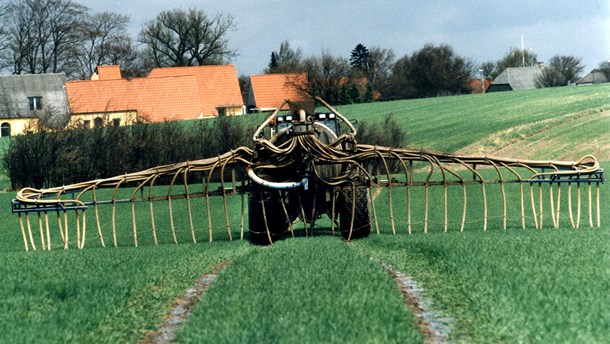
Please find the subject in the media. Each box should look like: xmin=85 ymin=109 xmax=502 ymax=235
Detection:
xmin=141 ymin=260 xmax=230 ymax=344
xmin=379 ymin=260 xmax=453 ymax=344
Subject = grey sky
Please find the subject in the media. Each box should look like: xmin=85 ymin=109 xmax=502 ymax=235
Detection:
xmin=80 ymin=0 xmax=610 ymax=76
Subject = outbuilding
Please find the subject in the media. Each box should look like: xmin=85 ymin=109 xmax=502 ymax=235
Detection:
xmin=486 ymin=67 xmax=542 ymax=92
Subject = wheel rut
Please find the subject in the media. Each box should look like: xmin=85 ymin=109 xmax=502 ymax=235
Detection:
xmin=379 ymin=260 xmax=453 ymax=344
xmin=141 ymin=260 xmax=230 ymax=344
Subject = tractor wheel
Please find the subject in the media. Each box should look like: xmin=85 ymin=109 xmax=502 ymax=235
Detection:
xmin=248 ymin=190 xmax=290 ymax=245
xmin=339 ymin=186 xmax=371 ymax=240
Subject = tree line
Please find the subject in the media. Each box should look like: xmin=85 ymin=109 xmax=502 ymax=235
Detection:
xmin=0 ymin=0 xmax=606 ymax=104
xmin=0 ymin=0 xmax=237 ymax=79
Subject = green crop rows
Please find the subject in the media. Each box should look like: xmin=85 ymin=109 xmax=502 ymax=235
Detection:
xmin=0 ymin=85 xmax=608 ymax=343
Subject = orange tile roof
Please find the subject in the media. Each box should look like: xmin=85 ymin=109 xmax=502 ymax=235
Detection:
xmin=66 ymin=65 xmax=244 ymax=122
xmin=133 ymin=76 xmax=205 ymax=122
xmin=248 ymin=73 xmax=308 ymax=110
xmin=66 ymin=76 xmax=204 ymax=122
xmin=149 ymin=65 xmax=243 ymax=116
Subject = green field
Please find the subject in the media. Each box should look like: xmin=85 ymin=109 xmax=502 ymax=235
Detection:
xmin=0 ymin=85 xmax=608 ymax=343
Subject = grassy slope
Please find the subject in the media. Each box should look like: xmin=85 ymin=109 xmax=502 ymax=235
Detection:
xmin=339 ymin=84 xmax=610 ymax=161
xmin=0 ymin=84 xmax=608 ymax=342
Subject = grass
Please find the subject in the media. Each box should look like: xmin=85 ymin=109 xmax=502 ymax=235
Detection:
xmin=337 ymin=84 xmax=610 ymax=161
xmin=0 ymin=85 xmax=608 ymax=342
xmin=0 ymin=241 xmax=253 ymax=343
xmin=175 ymin=238 xmax=423 ymax=343
xmin=353 ymin=229 xmax=610 ymax=343
xmin=0 ymin=136 xmax=11 ymax=191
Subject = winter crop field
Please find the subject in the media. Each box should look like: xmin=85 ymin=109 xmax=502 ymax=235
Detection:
xmin=0 ymin=84 xmax=608 ymax=343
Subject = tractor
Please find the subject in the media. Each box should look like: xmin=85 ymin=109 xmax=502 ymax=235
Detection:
xmin=247 ymin=98 xmax=371 ymax=244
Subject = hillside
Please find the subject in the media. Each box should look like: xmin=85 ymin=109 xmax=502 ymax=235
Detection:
xmin=337 ymin=84 xmax=610 ymax=162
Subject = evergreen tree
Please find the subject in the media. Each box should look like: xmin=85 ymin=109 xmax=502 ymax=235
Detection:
xmin=268 ymin=52 xmax=278 ymax=70
xmin=338 ymin=85 xmax=352 ymax=105
xmin=363 ymin=82 xmax=374 ymax=103
xmin=350 ymin=44 xmax=369 ymax=72
xmin=348 ymin=83 xmax=360 ymax=103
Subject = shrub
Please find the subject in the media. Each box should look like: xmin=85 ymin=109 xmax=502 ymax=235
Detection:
xmin=356 ymin=113 xmax=408 ymax=176
xmin=356 ymin=113 xmax=407 ymax=148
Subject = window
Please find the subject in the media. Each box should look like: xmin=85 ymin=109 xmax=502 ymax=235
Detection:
xmin=28 ymin=96 xmax=43 ymax=111
xmin=94 ymin=117 xmax=103 ymax=128
xmin=112 ymin=118 xmax=121 ymax=127
xmin=0 ymin=122 xmax=10 ymax=137
xmin=83 ymin=120 xmax=91 ymax=129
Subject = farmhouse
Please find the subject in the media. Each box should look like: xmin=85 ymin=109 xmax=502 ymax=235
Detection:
xmin=486 ymin=66 xmax=542 ymax=92
xmin=246 ymin=73 xmax=308 ymax=112
xmin=0 ymin=73 xmax=70 ymax=136
xmin=66 ymin=65 xmax=244 ymax=127
xmin=576 ymin=69 xmax=609 ymax=85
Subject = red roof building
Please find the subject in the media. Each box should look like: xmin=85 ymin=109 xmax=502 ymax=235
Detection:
xmin=468 ymin=78 xmax=492 ymax=93
xmin=246 ymin=73 xmax=308 ymax=112
xmin=66 ymin=65 xmax=244 ymax=125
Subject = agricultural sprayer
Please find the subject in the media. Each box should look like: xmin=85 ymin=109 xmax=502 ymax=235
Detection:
xmin=12 ymin=97 xmax=605 ymax=250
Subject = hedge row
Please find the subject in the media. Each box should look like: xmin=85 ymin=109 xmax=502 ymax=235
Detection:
xmin=3 ymin=114 xmax=406 ymax=190
xmin=3 ymin=118 xmax=253 ymax=189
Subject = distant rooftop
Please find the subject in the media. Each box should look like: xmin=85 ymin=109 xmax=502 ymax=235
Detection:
xmin=487 ymin=67 xmax=542 ymax=92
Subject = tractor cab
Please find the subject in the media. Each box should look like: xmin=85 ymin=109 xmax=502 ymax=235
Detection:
xmin=266 ymin=99 xmax=342 ymax=139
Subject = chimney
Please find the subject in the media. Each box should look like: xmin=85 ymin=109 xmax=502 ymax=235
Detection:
xmin=95 ymin=65 xmax=122 ymax=80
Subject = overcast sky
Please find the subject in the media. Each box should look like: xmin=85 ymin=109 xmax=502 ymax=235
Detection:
xmin=80 ymin=0 xmax=610 ymax=76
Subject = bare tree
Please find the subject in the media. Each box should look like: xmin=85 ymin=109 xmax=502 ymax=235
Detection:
xmin=345 ymin=44 xmax=395 ymax=101
xmin=0 ymin=1 xmax=10 ymax=70
xmin=73 ymin=11 xmax=134 ymax=79
xmin=365 ymin=46 xmax=395 ymax=90
xmin=105 ymin=39 xmax=146 ymax=79
xmin=479 ymin=61 xmax=495 ymax=79
xmin=0 ymin=0 xmax=87 ymax=76
xmin=139 ymin=8 xmax=237 ymax=67
xmin=535 ymin=55 xmax=584 ymax=87
xmin=266 ymin=40 xmax=303 ymax=73
xmin=300 ymin=52 xmax=350 ymax=104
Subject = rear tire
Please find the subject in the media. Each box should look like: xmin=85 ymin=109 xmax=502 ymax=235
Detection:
xmin=339 ymin=186 xmax=371 ymax=240
xmin=248 ymin=190 xmax=290 ymax=245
